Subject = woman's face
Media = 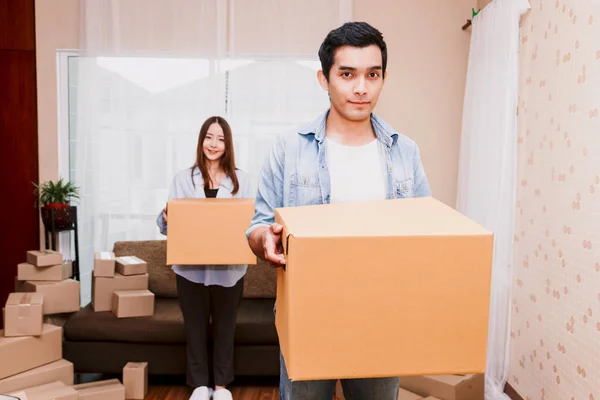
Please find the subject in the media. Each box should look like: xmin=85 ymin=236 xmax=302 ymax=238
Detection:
xmin=202 ymin=122 xmax=226 ymax=162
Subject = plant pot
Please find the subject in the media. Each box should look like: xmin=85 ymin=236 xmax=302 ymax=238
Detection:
xmin=45 ymin=203 xmax=69 ymax=210
xmin=41 ymin=204 xmax=74 ymax=230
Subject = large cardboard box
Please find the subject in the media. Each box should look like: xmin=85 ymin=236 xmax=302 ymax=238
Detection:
xmin=92 ymin=273 xmax=148 ymax=312
xmin=123 ymin=362 xmax=148 ymax=399
xmin=112 ymin=291 xmax=154 ymax=318
xmin=17 ymin=262 xmax=72 ymax=282
xmin=0 ymin=359 xmax=73 ymax=394
xmin=26 ymin=250 xmax=62 ymax=267
xmin=94 ymin=252 xmax=116 ymax=277
xmin=0 ymin=324 xmax=62 ymax=380
xmin=274 ymin=197 xmax=493 ymax=381
xmin=166 ymin=198 xmax=256 ymax=265
xmin=73 ymin=378 xmax=125 ymax=400
xmin=3 ymin=293 xmax=44 ymax=337
xmin=10 ymin=381 xmax=77 ymax=400
xmin=22 ymin=280 xmax=80 ymax=315
xmin=115 ymin=257 xmax=147 ymax=276
xmin=400 ymin=374 xmax=484 ymax=400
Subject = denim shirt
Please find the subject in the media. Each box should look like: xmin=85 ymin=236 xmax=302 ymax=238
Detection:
xmin=246 ymin=110 xmax=432 ymax=237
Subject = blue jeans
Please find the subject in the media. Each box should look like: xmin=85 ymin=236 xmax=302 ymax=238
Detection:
xmin=279 ymin=353 xmax=400 ymax=400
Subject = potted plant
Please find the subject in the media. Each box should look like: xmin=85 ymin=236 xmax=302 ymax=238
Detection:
xmin=33 ymin=178 xmax=80 ymax=230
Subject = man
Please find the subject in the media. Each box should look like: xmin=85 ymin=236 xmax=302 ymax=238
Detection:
xmin=247 ymin=21 xmax=431 ymax=400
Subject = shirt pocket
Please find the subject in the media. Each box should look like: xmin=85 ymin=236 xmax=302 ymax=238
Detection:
xmin=395 ymin=177 xmax=415 ymax=198
xmin=290 ymin=174 xmax=322 ymax=206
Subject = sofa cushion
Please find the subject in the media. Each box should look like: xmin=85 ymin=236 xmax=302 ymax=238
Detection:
xmin=64 ymin=298 xmax=277 ymax=345
xmin=243 ymin=259 xmax=277 ymax=298
xmin=113 ymin=240 xmax=277 ymax=299
xmin=63 ymin=341 xmax=281 ymax=376
xmin=113 ymin=240 xmax=177 ymax=298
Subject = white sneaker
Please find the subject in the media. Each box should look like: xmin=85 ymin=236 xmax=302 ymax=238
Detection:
xmin=212 ymin=388 xmax=233 ymax=400
xmin=190 ymin=386 xmax=213 ymax=400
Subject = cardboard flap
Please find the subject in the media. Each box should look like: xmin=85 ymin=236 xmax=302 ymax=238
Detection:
xmin=168 ymin=197 xmax=254 ymax=207
xmin=114 ymin=290 xmax=154 ymax=299
xmin=6 ymin=293 xmax=43 ymax=307
xmin=125 ymin=362 xmax=147 ymax=370
xmin=274 ymin=197 xmax=492 ymax=238
xmin=428 ymin=375 xmax=470 ymax=385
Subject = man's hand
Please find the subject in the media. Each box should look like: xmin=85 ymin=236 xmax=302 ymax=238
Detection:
xmin=162 ymin=203 xmax=168 ymax=224
xmin=249 ymin=224 xmax=287 ymax=268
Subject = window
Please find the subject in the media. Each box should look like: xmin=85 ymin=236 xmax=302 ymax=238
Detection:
xmin=58 ymin=53 xmax=329 ymax=304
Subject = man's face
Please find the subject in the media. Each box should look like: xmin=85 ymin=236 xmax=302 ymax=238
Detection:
xmin=319 ymin=44 xmax=385 ymax=123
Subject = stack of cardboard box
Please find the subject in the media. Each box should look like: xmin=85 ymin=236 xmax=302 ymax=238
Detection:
xmin=1 ymin=249 xmax=148 ymax=399
xmin=0 ymin=292 xmax=130 ymax=399
xmin=0 ymin=290 xmax=73 ymax=396
xmin=92 ymin=252 xmax=154 ymax=318
xmin=15 ymin=250 xmax=80 ymax=315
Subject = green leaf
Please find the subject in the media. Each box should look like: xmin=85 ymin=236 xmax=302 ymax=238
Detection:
xmin=32 ymin=178 xmax=80 ymax=208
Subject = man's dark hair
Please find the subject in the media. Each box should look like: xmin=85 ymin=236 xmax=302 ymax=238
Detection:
xmin=318 ymin=21 xmax=387 ymax=81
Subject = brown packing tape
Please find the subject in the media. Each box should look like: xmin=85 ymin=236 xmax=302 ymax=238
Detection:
xmin=19 ymin=293 xmax=34 ymax=318
xmin=20 ymin=293 xmax=32 ymax=305
xmin=18 ymin=294 xmax=32 ymax=319
xmin=17 ymin=304 xmax=31 ymax=319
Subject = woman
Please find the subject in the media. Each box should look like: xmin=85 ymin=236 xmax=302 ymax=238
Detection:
xmin=158 ymin=116 xmax=252 ymax=400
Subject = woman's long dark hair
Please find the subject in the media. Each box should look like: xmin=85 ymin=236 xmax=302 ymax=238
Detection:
xmin=192 ymin=116 xmax=239 ymax=195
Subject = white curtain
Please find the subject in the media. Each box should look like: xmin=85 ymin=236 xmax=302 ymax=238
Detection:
xmin=455 ymin=0 xmax=530 ymax=399
xmin=74 ymin=0 xmax=348 ymax=305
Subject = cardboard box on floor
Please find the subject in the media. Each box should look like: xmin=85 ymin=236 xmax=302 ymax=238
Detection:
xmin=17 ymin=262 xmax=72 ymax=282
xmin=94 ymin=252 xmax=116 ymax=277
xmin=10 ymin=381 xmax=77 ymax=400
xmin=3 ymin=293 xmax=44 ymax=337
xmin=26 ymin=250 xmax=63 ymax=267
xmin=0 ymin=324 xmax=62 ymax=380
xmin=92 ymin=273 xmax=149 ymax=312
xmin=112 ymin=291 xmax=154 ymax=318
xmin=21 ymin=280 xmax=80 ymax=315
xmin=0 ymin=359 xmax=73 ymax=394
xmin=166 ymin=198 xmax=257 ymax=265
xmin=123 ymin=362 xmax=148 ymax=400
xmin=274 ymin=197 xmax=493 ymax=381
xmin=400 ymin=374 xmax=484 ymax=400
xmin=72 ymin=378 xmax=125 ymax=400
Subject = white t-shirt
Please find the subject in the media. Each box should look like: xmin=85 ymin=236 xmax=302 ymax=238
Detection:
xmin=326 ymin=137 xmax=387 ymax=204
